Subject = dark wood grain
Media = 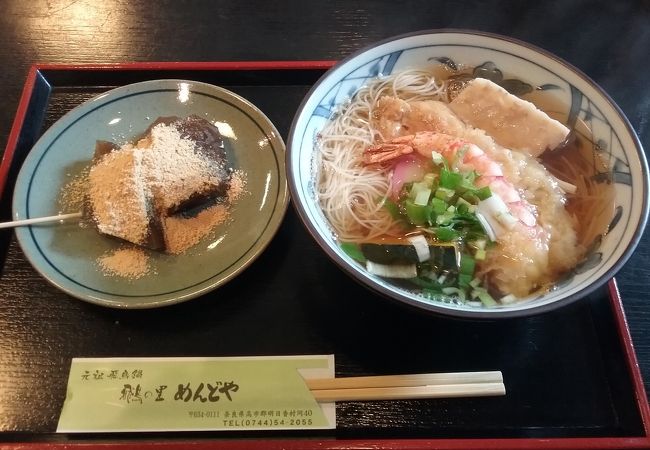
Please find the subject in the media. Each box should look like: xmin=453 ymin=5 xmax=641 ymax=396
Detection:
xmin=0 ymin=0 xmax=649 ymax=443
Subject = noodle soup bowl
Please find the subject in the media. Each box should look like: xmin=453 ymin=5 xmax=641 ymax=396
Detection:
xmin=287 ymin=30 xmax=649 ymax=318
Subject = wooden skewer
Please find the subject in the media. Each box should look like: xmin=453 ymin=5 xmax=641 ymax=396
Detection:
xmin=311 ymin=382 xmax=506 ymax=402
xmin=0 ymin=212 xmax=82 ymax=229
xmin=305 ymin=371 xmax=503 ymax=391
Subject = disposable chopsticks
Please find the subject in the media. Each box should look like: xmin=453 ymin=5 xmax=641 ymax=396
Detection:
xmin=311 ymin=382 xmax=505 ymax=402
xmin=305 ymin=370 xmax=502 ymax=390
xmin=306 ymin=371 xmax=505 ymax=402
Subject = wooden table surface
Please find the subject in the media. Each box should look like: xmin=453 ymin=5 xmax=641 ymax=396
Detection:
xmin=0 ymin=0 xmax=649 ymax=445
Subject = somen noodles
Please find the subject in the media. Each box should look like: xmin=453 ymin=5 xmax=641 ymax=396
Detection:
xmin=316 ymin=68 xmax=614 ymax=306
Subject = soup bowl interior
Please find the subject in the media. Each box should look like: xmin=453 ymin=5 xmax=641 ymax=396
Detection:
xmin=287 ymin=30 xmax=649 ymax=318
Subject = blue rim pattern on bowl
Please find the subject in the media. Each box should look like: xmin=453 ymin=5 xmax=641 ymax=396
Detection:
xmin=288 ymin=30 xmax=649 ymax=318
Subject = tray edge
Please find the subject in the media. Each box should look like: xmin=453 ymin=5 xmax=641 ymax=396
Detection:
xmin=0 ymin=61 xmax=648 ymax=449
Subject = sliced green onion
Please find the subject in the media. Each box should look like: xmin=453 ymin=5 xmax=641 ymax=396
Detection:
xmin=414 ymin=188 xmax=431 ymax=206
xmin=431 ymin=151 xmax=445 ymax=165
xmin=472 ymin=288 xmax=497 ymax=307
xmin=476 ymin=186 xmax=492 ymax=200
xmin=388 ymin=153 xmax=503 ymax=301
xmin=435 ymin=187 xmax=455 ymax=201
xmin=404 ymin=200 xmax=427 ymax=225
xmin=459 ymin=171 xmax=478 ymax=191
xmin=440 ymin=168 xmax=463 ymax=189
xmin=409 ymin=181 xmax=429 ymax=199
xmin=462 ymin=192 xmax=479 ymax=204
xmin=469 ymin=277 xmax=482 ymax=288
xmin=340 ymin=242 xmax=366 ymax=263
xmin=423 ymin=204 xmax=435 ymax=225
xmin=406 ymin=234 xmax=431 ymax=262
xmin=459 ymin=254 xmax=476 ymax=275
xmin=430 ymin=197 xmax=447 ymax=215
xmin=435 ymin=212 xmax=454 ymax=225
xmin=442 ymin=287 xmax=466 ymax=301
xmin=458 ymin=273 xmax=472 ymax=289
xmin=434 ymin=227 xmax=458 ymax=241
xmin=456 ymin=197 xmax=472 ymax=207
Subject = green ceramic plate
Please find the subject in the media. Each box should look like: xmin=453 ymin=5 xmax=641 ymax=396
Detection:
xmin=12 ymin=80 xmax=288 ymax=308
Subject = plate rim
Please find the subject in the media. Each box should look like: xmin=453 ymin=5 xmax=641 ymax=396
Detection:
xmin=12 ymin=79 xmax=289 ymax=309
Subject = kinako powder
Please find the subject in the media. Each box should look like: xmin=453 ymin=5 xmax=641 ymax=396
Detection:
xmin=59 ymin=169 xmax=247 ymax=280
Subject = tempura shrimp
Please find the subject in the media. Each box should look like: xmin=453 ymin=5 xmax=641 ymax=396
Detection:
xmin=363 ymin=131 xmax=537 ymax=228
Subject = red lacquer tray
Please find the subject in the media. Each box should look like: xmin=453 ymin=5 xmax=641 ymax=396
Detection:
xmin=0 ymin=62 xmax=648 ymax=449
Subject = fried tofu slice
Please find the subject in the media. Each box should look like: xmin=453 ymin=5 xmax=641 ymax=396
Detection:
xmin=449 ymin=78 xmax=569 ymax=157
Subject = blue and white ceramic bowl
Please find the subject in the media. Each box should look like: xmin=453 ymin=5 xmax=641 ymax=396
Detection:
xmin=287 ymin=30 xmax=649 ymax=318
